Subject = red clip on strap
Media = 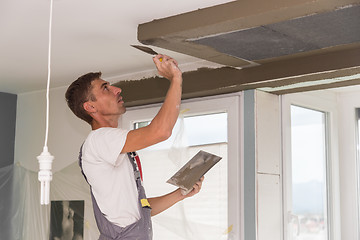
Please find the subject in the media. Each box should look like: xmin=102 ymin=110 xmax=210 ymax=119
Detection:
xmin=134 ymin=155 xmax=143 ymax=181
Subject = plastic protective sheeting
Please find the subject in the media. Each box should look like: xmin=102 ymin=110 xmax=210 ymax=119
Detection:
xmin=0 ymin=162 xmax=99 ymax=240
xmin=0 ymin=157 xmax=232 ymax=239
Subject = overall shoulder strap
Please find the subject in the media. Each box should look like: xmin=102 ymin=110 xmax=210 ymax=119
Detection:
xmin=78 ymin=143 xmax=89 ymax=184
xmin=127 ymin=152 xmax=143 ymax=187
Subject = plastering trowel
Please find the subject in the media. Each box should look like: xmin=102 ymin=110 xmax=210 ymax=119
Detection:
xmin=167 ymin=150 xmax=222 ymax=195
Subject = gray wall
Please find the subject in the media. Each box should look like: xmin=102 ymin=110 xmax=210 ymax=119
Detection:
xmin=0 ymin=92 xmax=17 ymax=168
xmin=0 ymin=92 xmax=17 ymax=239
xmin=244 ymin=90 xmax=256 ymax=240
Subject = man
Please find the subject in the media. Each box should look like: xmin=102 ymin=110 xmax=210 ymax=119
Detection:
xmin=65 ymin=54 xmax=203 ymax=240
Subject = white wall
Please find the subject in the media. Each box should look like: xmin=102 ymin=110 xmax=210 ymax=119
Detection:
xmin=243 ymin=90 xmax=282 ymax=240
xmin=255 ymin=90 xmax=282 ymax=240
xmin=15 ymin=86 xmax=90 ymax=172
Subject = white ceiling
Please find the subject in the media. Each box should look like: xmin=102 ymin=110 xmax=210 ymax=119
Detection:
xmin=0 ymin=0 xmax=234 ymax=94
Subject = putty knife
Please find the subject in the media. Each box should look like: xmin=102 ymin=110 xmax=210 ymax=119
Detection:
xmin=131 ymin=45 xmax=163 ymax=61
xmin=131 ymin=45 xmax=158 ymax=55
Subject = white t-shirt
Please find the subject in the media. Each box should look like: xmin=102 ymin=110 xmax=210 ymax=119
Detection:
xmin=82 ymin=127 xmax=140 ymax=227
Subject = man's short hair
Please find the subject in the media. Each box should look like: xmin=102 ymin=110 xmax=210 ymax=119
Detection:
xmin=65 ymin=72 xmax=101 ymax=124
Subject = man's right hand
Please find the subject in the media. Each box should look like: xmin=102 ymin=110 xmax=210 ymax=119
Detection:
xmin=153 ymin=54 xmax=182 ymax=83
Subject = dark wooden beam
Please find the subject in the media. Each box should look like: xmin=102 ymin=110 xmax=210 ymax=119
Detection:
xmin=114 ymin=46 xmax=360 ymax=107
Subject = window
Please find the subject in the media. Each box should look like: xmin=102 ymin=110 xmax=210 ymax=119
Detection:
xmin=282 ymin=91 xmax=341 ymax=240
xmin=121 ymin=95 xmax=241 ymax=240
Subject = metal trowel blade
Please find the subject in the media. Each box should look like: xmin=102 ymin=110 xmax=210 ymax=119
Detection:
xmin=131 ymin=45 xmax=158 ymax=55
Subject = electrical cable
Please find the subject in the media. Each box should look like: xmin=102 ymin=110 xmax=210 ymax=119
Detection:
xmin=44 ymin=0 xmax=53 ymax=149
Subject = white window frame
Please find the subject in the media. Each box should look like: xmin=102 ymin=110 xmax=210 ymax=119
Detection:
xmin=337 ymin=90 xmax=360 ymax=240
xmin=120 ymin=93 xmax=243 ymax=240
xmin=281 ymin=91 xmax=341 ymax=240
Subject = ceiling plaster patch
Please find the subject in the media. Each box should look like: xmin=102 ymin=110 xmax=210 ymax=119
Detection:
xmin=107 ymin=59 xmax=226 ymax=83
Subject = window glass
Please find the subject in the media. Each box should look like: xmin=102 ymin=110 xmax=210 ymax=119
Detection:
xmin=290 ymin=105 xmax=329 ymax=240
xmin=134 ymin=112 xmax=227 ymax=149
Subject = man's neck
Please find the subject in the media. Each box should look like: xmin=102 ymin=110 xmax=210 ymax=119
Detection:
xmin=91 ymin=117 xmax=119 ymax=130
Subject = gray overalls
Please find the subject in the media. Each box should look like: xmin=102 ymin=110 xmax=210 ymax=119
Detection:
xmin=79 ymin=148 xmax=153 ymax=240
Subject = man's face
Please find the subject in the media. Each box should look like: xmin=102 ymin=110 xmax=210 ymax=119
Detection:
xmin=87 ymin=78 xmax=126 ymax=117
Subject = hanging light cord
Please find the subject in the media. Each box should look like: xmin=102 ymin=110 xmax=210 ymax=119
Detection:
xmin=44 ymin=0 xmax=53 ymax=149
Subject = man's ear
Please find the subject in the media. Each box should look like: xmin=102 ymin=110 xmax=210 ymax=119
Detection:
xmin=83 ymin=101 xmax=96 ymax=114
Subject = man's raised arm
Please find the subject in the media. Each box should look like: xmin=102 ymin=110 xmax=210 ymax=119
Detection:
xmin=121 ymin=54 xmax=183 ymax=153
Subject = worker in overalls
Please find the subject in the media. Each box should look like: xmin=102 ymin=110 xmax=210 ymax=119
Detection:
xmin=65 ymin=54 xmax=204 ymax=239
